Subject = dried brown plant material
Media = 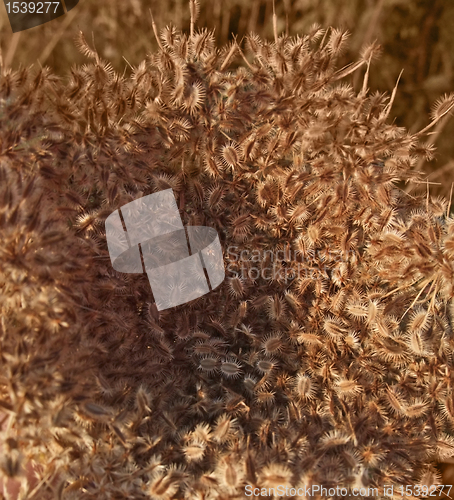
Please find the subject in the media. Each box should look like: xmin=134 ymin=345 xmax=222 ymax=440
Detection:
xmin=2 ymin=9 xmax=454 ymax=499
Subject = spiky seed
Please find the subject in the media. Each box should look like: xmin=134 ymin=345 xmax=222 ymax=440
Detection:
xmin=148 ymin=472 xmax=179 ymax=500
xmin=228 ymin=277 xmax=246 ymax=298
xmin=260 ymin=463 xmax=293 ymax=489
xmin=212 ymin=415 xmax=237 ymax=443
xmin=221 ymin=143 xmax=240 ymax=169
xmin=256 ymin=359 xmax=276 ymax=374
xmin=183 ymin=441 xmax=206 ymax=462
xmin=294 ymin=374 xmax=316 ymax=400
xmin=198 ymin=356 xmax=219 ymax=373
xmin=261 ymin=333 xmax=283 ymax=354
xmin=220 ymin=359 xmax=242 ymax=379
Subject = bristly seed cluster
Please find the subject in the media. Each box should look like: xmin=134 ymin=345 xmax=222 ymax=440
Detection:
xmin=1 ymin=5 xmax=454 ymax=499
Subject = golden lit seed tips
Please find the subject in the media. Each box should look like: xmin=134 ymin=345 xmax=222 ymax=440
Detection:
xmin=3 ymin=19 xmax=452 ymax=496
xmin=215 ymin=455 xmax=243 ymax=491
xmin=320 ymin=429 xmax=351 ymax=448
xmin=408 ymin=308 xmax=432 ymax=334
xmin=293 ymin=373 xmax=317 ymax=401
xmin=212 ymin=414 xmax=238 ymax=443
xmin=74 ymin=211 xmax=99 ymax=233
xmin=255 ymin=389 xmax=276 ymax=406
xmin=323 ymin=316 xmax=347 ymax=337
xmin=259 ymin=463 xmax=293 ymax=489
xmin=148 ymin=471 xmax=180 ymax=500
xmin=346 ymin=301 xmax=368 ymax=321
xmin=334 ymin=377 xmax=363 ymax=398
xmin=183 ymin=440 xmax=206 ymax=462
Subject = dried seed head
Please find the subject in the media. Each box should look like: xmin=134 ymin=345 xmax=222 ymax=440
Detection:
xmin=221 ymin=143 xmax=241 ymax=169
xmin=375 ymin=335 xmax=408 ymax=365
xmin=220 ymin=358 xmax=242 ymax=379
xmin=256 ymin=358 xmax=277 ymax=375
xmin=346 ymin=301 xmax=368 ymax=321
xmin=385 ymin=387 xmax=407 ymax=417
xmin=323 ymin=316 xmax=347 ymax=337
xmin=255 ymin=389 xmax=276 ymax=406
xmin=408 ymin=331 xmax=431 ymax=356
xmin=320 ymin=430 xmax=351 ymax=449
xmin=259 ymin=463 xmax=293 ymax=489
xmin=344 ymin=332 xmax=360 ymax=350
xmin=192 ymin=423 xmax=212 ymax=443
xmin=212 ymin=414 xmax=238 ymax=444
xmin=215 ymin=455 xmax=243 ymax=492
xmin=266 ymin=294 xmax=286 ymax=321
xmin=408 ymin=308 xmax=432 ymax=334
xmin=183 ymin=440 xmax=206 ymax=462
xmin=74 ymin=211 xmax=99 ymax=233
xmin=198 ymin=356 xmax=219 ymax=373
xmin=284 ymin=290 xmax=302 ymax=310
xmin=227 ymin=276 xmax=246 ymax=298
xmin=261 ymin=332 xmax=284 ymax=355
xmin=182 ymin=81 xmax=206 ymax=115
xmin=334 ymin=377 xmax=363 ymax=398
xmin=243 ymin=376 xmax=258 ymax=394
xmin=405 ymin=398 xmax=430 ymax=419
xmin=430 ymin=92 xmax=454 ymax=122
xmin=293 ymin=373 xmax=317 ymax=401
xmin=205 ymin=183 xmax=225 ymax=209
xmin=148 ymin=471 xmax=180 ymax=500
xmin=360 ymin=444 xmax=386 ymax=468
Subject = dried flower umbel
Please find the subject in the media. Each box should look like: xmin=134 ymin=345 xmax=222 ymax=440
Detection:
xmin=1 ymin=9 xmax=454 ymax=500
